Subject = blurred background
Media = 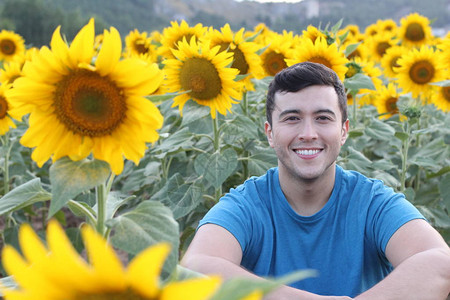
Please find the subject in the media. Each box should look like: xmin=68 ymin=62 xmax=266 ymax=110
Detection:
xmin=0 ymin=0 xmax=448 ymax=47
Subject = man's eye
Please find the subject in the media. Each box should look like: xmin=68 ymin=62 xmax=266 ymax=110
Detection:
xmin=317 ymin=116 xmax=331 ymax=121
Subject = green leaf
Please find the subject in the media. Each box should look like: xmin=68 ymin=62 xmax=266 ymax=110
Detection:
xmin=394 ymin=131 xmax=409 ymax=142
xmin=344 ymin=73 xmax=376 ymax=91
xmin=209 ymin=270 xmax=316 ymax=300
xmin=429 ymin=79 xmax=450 ymax=87
xmin=194 ymin=148 xmax=238 ymax=189
xmin=152 ymin=173 xmax=203 ymax=219
xmin=108 ymin=200 xmax=179 ymax=277
xmin=180 ymin=100 xmax=211 ymax=126
xmin=0 ymin=178 xmax=51 ymax=216
xmin=417 ymin=206 xmax=450 ymax=229
xmin=155 ymin=127 xmax=195 ymax=156
xmin=49 ymin=157 xmax=111 ymax=218
xmin=247 ymin=150 xmax=278 ymax=176
xmin=439 ymin=173 xmax=450 ymax=211
xmin=364 ymin=118 xmax=395 ymax=140
xmin=147 ymin=91 xmax=188 ymax=103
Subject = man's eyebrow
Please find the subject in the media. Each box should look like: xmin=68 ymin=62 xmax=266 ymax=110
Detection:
xmin=278 ymin=108 xmax=337 ymax=118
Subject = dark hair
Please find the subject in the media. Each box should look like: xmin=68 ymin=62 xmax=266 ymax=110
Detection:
xmin=266 ymin=62 xmax=347 ymax=125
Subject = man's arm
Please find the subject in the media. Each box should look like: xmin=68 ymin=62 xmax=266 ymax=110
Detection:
xmin=181 ymin=224 xmax=351 ymax=300
xmin=355 ymin=219 xmax=450 ymax=300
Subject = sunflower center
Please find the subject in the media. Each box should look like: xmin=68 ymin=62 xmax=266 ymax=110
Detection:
xmin=376 ymin=42 xmax=391 ymax=57
xmin=218 ymin=43 xmax=249 ymax=75
xmin=385 ymin=97 xmax=398 ymax=113
xmin=77 ymin=289 xmax=154 ymax=300
xmin=405 ymin=23 xmax=425 ymax=42
xmin=54 ymin=69 xmax=127 ymax=137
xmin=0 ymin=39 xmax=16 ymax=55
xmin=180 ymin=57 xmax=222 ymax=100
xmin=308 ymin=56 xmax=332 ymax=69
xmin=263 ymin=51 xmax=287 ymax=76
xmin=0 ymin=96 xmax=8 ymax=119
xmin=442 ymin=86 xmax=450 ymax=103
xmin=409 ymin=60 xmax=435 ymax=84
xmin=134 ymin=40 xmax=150 ymax=55
xmin=389 ymin=56 xmax=401 ymax=72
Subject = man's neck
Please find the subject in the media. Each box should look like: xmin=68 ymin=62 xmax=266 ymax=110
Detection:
xmin=279 ymin=166 xmax=336 ymax=217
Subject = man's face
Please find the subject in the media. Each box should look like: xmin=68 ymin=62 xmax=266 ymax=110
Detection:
xmin=265 ymin=85 xmax=349 ymax=182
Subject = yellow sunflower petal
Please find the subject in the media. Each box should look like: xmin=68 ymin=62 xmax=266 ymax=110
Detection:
xmin=160 ymin=276 xmax=222 ymax=300
xmin=18 ymin=223 xmax=48 ymax=264
xmin=81 ymin=225 xmax=127 ymax=290
xmin=96 ymin=27 xmax=122 ymax=76
xmin=126 ymin=243 xmax=171 ymax=298
xmin=50 ymin=26 xmax=71 ymax=69
xmin=69 ymin=18 xmax=95 ymax=66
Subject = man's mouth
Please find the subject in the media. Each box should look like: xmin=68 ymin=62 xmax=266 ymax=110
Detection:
xmin=294 ymin=149 xmax=321 ymax=156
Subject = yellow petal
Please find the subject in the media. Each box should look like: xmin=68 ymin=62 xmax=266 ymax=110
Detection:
xmin=50 ymin=26 xmax=71 ymax=68
xmin=18 ymin=223 xmax=48 ymax=265
xmin=81 ymin=225 xmax=127 ymax=290
xmin=126 ymin=243 xmax=171 ymax=298
xmin=69 ymin=18 xmax=95 ymax=66
xmin=160 ymin=276 xmax=222 ymax=300
xmin=96 ymin=27 xmax=122 ymax=76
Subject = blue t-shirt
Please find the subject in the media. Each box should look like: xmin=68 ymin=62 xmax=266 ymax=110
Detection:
xmin=198 ymin=165 xmax=425 ymax=297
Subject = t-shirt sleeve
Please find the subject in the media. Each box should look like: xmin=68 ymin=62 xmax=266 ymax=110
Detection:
xmin=198 ymin=186 xmax=257 ymax=253
xmin=367 ymin=181 xmax=426 ymax=255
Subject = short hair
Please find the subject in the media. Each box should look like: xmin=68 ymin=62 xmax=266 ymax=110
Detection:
xmin=266 ymin=62 xmax=347 ymax=125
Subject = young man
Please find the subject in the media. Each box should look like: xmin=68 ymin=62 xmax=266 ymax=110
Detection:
xmin=181 ymin=62 xmax=450 ymax=299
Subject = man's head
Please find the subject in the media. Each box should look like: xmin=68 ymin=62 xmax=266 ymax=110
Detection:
xmin=266 ymin=62 xmax=347 ymax=126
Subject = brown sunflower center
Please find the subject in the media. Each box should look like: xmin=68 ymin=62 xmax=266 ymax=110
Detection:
xmin=0 ymin=96 xmax=8 ymax=119
xmin=77 ymin=289 xmax=153 ymax=300
xmin=180 ymin=57 xmax=222 ymax=100
xmin=385 ymin=97 xmax=398 ymax=113
xmin=409 ymin=60 xmax=435 ymax=84
xmin=389 ymin=56 xmax=401 ymax=72
xmin=405 ymin=23 xmax=425 ymax=42
xmin=308 ymin=56 xmax=332 ymax=69
xmin=134 ymin=40 xmax=150 ymax=55
xmin=54 ymin=69 xmax=127 ymax=137
xmin=263 ymin=51 xmax=287 ymax=76
xmin=218 ymin=43 xmax=249 ymax=75
xmin=376 ymin=42 xmax=391 ymax=57
xmin=0 ymin=39 xmax=16 ymax=56
xmin=442 ymin=86 xmax=450 ymax=103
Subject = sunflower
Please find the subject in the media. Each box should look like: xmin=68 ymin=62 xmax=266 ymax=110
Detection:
xmin=380 ymin=45 xmax=408 ymax=79
xmin=125 ymin=29 xmax=158 ymax=63
xmin=364 ymin=23 xmax=379 ymax=38
xmin=206 ymin=24 xmax=264 ymax=91
xmin=7 ymin=19 xmax=164 ymax=175
xmin=286 ymin=37 xmax=349 ymax=81
xmin=0 ymin=60 xmax=23 ymax=85
xmin=302 ymin=25 xmax=326 ymax=44
xmin=0 ymin=84 xmax=18 ymax=135
xmin=343 ymin=36 xmax=368 ymax=61
xmin=376 ymin=19 xmax=398 ymax=35
xmin=1 ymin=220 xmax=222 ymax=300
xmin=398 ymin=13 xmax=433 ymax=48
xmin=163 ymin=37 xmax=243 ymax=119
xmin=0 ymin=30 xmax=25 ymax=62
xmin=365 ymin=32 xmax=398 ymax=62
xmin=158 ymin=20 xmax=207 ymax=60
xmin=430 ymin=83 xmax=450 ymax=112
xmin=373 ymin=83 xmax=402 ymax=119
xmin=395 ymin=45 xmax=445 ymax=99
xmin=338 ymin=24 xmax=361 ymax=39
xmin=258 ymin=31 xmax=294 ymax=77
xmin=437 ymin=37 xmax=450 ymax=70
xmin=345 ymin=57 xmax=381 ymax=106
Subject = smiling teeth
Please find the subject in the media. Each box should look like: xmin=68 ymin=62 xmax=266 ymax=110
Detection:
xmin=296 ymin=149 xmax=320 ymax=155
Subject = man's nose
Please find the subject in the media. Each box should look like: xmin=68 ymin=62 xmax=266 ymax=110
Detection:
xmin=297 ymin=120 xmax=318 ymax=140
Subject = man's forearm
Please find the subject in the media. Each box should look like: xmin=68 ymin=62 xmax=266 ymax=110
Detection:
xmin=181 ymin=254 xmax=351 ymax=300
xmin=355 ymin=248 xmax=450 ymax=300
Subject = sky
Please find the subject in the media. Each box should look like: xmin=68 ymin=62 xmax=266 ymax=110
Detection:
xmin=234 ymin=0 xmax=303 ymax=2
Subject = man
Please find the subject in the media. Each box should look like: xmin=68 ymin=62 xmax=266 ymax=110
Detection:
xmin=181 ymin=62 xmax=450 ymax=299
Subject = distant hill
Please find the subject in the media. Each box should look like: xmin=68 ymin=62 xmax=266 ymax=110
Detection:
xmin=0 ymin=0 xmax=448 ymax=46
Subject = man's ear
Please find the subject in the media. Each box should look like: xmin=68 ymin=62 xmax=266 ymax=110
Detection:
xmin=341 ymin=119 xmax=349 ymax=145
xmin=265 ymin=121 xmax=274 ymax=148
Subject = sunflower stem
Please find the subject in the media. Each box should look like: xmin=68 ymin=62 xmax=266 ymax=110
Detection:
xmin=96 ymin=181 xmax=107 ymax=236
xmin=241 ymin=91 xmax=248 ymax=115
xmin=1 ymin=132 xmax=12 ymax=195
xmin=400 ymin=121 xmax=411 ymax=193
xmin=212 ymin=117 xmax=222 ymax=201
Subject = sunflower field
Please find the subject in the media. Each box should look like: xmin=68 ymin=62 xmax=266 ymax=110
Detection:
xmin=0 ymin=11 xmax=448 ymax=299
